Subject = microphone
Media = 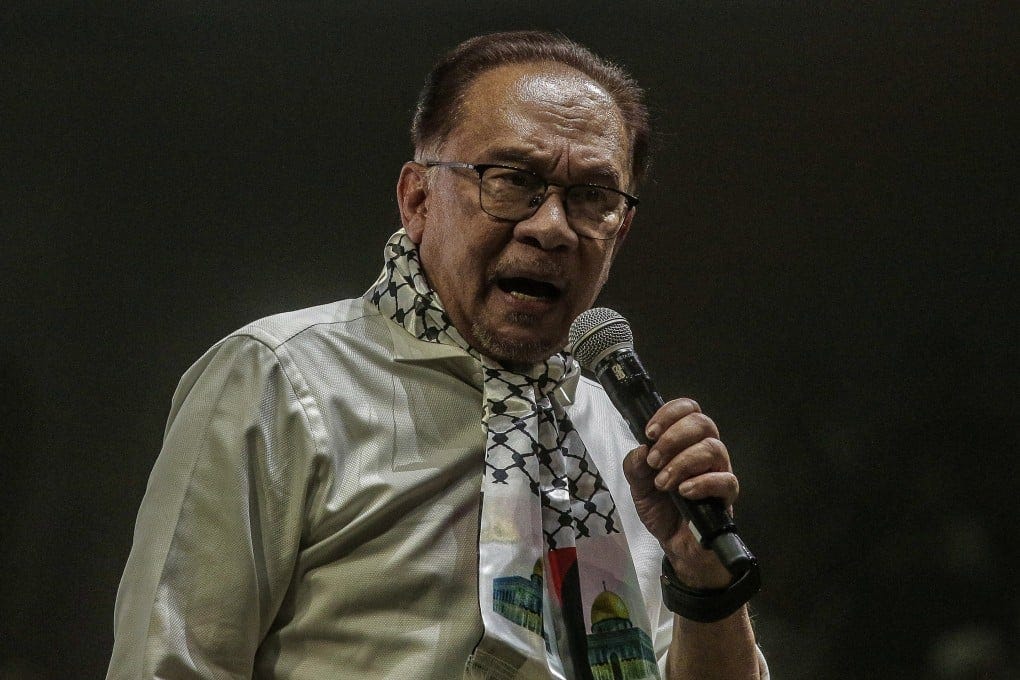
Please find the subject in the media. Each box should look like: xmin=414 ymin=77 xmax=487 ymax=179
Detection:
xmin=567 ymin=307 xmax=760 ymax=581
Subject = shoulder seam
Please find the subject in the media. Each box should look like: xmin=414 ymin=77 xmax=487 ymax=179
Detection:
xmin=228 ymin=305 xmax=380 ymax=351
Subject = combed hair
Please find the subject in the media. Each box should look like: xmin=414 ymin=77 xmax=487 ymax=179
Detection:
xmin=412 ymin=31 xmax=651 ymax=190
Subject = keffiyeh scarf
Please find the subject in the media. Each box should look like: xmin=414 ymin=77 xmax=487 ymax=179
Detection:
xmin=367 ymin=230 xmax=660 ymax=680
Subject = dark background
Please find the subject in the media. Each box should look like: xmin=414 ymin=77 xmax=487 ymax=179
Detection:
xmin=2 ymin=2 xmax=1016 ymax=678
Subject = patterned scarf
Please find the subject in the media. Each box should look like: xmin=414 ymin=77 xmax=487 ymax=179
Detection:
xmin=367 ymin=230 xmax=660 ymax=680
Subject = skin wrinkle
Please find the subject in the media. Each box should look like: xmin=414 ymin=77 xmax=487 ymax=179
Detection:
xmin=483 ymin=63 xmax=629 ymax=187
xmin=399 ymin=62 xmax=635 ymax=368
xmin=405 ymin=54 xmax=761 ymax=679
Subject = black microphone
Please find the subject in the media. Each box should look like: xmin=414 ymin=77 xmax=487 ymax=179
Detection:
xmin=568 ymin=307 xmax=760 ymax=580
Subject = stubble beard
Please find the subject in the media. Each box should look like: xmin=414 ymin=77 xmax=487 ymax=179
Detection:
xmin=470 ymin=312 xmax=562 ymax=370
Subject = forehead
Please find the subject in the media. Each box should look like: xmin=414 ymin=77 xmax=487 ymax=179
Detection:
xmin=449 ymin=62 xmax=632 ymax=185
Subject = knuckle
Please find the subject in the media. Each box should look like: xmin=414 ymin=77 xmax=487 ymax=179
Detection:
xmin=654 ymin=425 xmax=682 ymax=451
xmin=726 ymin=474 xmax=740 ymax=501
xmin=703 ymin=437 xmax=729 ymax=462
xmin=687 ymin=411 xmax=719 ymax=437
xmin=672 ymin=397 xmax=701 ymax=414
xmin=665 ymin=453 xmax=693 ymax=478
xmin=664 ymin=456 xmax=687 ymax=478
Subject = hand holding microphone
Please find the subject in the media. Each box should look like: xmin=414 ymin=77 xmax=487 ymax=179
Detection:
xmin=568 ymin=308 xmax=760 ymax=621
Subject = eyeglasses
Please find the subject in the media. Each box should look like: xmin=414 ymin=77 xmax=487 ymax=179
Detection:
xmin=425 ymin=161 xmax=639 ymax=240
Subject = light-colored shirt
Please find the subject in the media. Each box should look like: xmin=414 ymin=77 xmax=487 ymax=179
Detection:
xmin=107 ymin=298 xmax=765 ymax=679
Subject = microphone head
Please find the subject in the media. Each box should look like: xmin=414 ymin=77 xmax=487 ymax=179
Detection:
xmin=567 ymin=307 xmax=635 ymax=371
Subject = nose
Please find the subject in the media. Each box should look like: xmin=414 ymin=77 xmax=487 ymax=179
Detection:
xmin=512 ymin=187 xmax=577 ymax=251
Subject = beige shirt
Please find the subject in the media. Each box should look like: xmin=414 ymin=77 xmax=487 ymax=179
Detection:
xmin=107 ymin=298 xmax=764 ymax=679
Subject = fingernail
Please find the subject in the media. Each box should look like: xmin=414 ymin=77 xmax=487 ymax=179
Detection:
xmin=678 ymin=480 xmax=695 ymax=496
xmin=654 ymin=470 xmax=669 ymax=489
xmin=646 ymin=424 xmax=660 ymax=440
xmin=646 ymin=449 xmax=661 ymax=468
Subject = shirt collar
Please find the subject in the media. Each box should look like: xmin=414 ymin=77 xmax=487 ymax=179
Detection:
xmin=386 ymin=317 xmax=474 ymax=363
xmin=384 ymin=317 xmax=581 ymax=407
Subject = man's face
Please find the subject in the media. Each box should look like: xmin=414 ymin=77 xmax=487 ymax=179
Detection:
xmin=399 ymin=61 xmax=634 ymax=367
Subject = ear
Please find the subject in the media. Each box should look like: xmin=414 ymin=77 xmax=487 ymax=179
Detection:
xmin=397 ymin=162 xmax=429 ymax=244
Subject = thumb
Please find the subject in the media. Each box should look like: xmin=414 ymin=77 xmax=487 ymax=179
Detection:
xmin=622 ymin=445 xmax=658 ymax=492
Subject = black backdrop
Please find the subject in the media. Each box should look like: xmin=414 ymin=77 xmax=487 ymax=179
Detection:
xmin=2 ymin=2 xmax=1017 ymax=678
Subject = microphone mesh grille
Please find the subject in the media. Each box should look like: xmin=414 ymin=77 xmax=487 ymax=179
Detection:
xmin=568 ymin=307 xmax=634 ymax=370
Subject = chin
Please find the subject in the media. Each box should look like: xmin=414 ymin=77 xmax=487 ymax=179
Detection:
xmin=470 ymin=317 xmax=563 ymax=368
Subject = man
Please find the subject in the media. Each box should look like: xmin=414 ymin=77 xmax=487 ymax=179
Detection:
xmin=108 ymin=31 xmax=767 ymax=679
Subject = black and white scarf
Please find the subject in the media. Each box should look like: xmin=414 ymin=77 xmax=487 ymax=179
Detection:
xmin=368 ymin=229 xmax=660 ymax=679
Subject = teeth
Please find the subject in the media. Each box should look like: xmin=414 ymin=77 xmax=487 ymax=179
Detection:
xmin=509 ymin=290 xmax=542 ymax=301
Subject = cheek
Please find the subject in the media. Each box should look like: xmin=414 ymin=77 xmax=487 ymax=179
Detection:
xmin=583 ymin=249 xmax=615 ymax=289
xmin=417 ymin=230 xmax=455 ymax=294
xmin=421 ymin=229 xmax=483 ymax=300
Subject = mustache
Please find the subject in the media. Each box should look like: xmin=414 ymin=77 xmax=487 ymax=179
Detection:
xmin=489 ymin=256 xmax=566 ymax=284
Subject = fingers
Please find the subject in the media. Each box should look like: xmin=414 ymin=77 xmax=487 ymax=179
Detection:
xmin=676 ymin=471 xmax=740 ymax=507
xmin=654 ymin=438 xmax=739 ymax=506
xmin=653 ymin=435 xmax=727 ymax=485
xmin=646 ymin=406 xmax=720 ymax=470
xmin=642 ymin=398 xmax=739 ymax=507
xmin=644 ymin=397 xmax=702 ymax=442
xmin=622 ymin=445 xmax=656 ymax=484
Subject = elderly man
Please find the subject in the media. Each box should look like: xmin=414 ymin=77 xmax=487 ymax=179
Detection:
xmin=108 ymin=31 xmax=767 ymax=679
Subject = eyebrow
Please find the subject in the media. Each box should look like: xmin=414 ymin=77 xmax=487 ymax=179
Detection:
xmin=482 ymin=146 xmax=623 ymax=188
xmin=484 ymin=146 xmax=534 ymax=167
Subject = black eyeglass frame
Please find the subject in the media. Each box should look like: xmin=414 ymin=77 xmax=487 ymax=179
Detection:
xmin=424 ymin=161 xmax=639 ymax=240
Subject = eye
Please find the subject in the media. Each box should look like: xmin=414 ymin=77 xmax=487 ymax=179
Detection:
xmin=487 ymin=167 xmax=542 ymax=191
xmin=508 ymin=171 xmax=533 ymax=188
xmin=577 ymin=186 xmax=609 ymax=204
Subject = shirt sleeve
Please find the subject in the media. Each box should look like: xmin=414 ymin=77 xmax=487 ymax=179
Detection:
xmin=107 ymin=335 xmax=320 ymax=679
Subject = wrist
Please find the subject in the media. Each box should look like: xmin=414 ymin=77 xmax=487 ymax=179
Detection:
xmin=665 ymin=552 xmax=731 ymax=590
xmin=659 ymin=555 xmax=761 ymax=623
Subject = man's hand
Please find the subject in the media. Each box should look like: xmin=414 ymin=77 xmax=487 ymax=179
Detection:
xmin=622 ymin=397 xmax=738 ymax=590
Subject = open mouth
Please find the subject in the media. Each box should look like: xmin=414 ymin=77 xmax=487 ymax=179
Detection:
xmin=497 ymin=277 xmax=562 ymax=301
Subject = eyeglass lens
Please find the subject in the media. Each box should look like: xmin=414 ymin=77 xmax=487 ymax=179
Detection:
xmin=479 ymin=166 xmax=626 ymax=236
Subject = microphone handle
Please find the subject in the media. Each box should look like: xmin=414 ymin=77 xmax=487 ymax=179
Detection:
xmin=594 ymin=349 xmax=758 ymax=578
